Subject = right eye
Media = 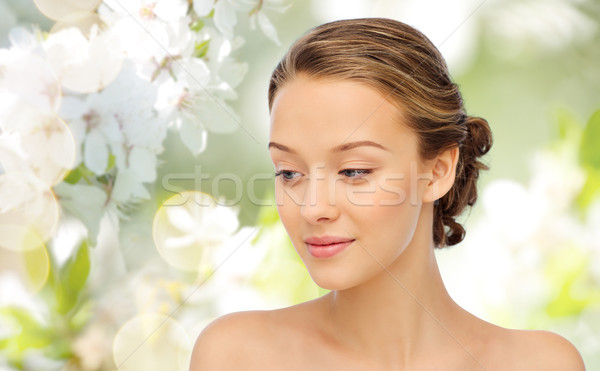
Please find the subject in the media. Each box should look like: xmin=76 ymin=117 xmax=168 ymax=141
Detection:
xmin=274 ymin=170 xmax=301 ymax=182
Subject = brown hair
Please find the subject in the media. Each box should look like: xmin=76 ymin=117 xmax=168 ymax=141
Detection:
xmin=268 ymin=18 xmax=492 ymax=248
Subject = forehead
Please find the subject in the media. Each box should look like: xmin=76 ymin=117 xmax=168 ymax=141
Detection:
xmin=269 ymin=75 xmax=410 ymax=152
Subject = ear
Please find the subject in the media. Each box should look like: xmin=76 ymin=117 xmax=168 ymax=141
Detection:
xmin=423 ymin=146 xmax=459 ymax=203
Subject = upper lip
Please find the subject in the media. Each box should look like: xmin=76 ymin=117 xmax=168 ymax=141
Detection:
xmin=304 ymin=235 xmax=355 ymax=246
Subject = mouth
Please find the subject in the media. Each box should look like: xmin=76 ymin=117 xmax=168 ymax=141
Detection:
xmin=304 ymin=236 xmax=355 ymax=258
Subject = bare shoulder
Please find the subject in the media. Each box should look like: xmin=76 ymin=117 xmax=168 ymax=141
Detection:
xmin=484 ymin=327 xmax=585 ymax=370
xmin=189 ymin=305 xmax=314 ymax=371
xmin=189 ymin=310 xmax=275 ymax=371
xmin=513 ymin=330 xmax=585 ymax=370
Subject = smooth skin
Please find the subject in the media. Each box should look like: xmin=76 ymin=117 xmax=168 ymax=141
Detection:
xmin=190 ymin=75 xmax=585 ymax=370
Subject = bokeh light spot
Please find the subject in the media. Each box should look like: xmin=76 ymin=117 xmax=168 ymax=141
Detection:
xmin=33 ymin=0 xmax=102 ymax=21
xmin=0 ymin=232 xmax=49 ymax=293
xmin=0 ymin=173 xmax=59 ymax=248
xmin=28 ymin=115 xmax=76 ymax=186
xmin=1 ymin=113 xmax=76 ymax=186
xmin=51 ymin=11 xmax=106 ymax=37
xmin=153 ymin=191 xmax=239 ymax=271
xmin=0 ymin=53 xmax=62 ymax=114
xmin=44 ymin=27 xmax=124 ymax=94
xmin=113 ymin=313 xmax=191 ymax=371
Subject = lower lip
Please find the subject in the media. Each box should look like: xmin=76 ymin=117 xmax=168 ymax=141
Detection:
xmin=306 ymin=240 xmax=354 ymax=258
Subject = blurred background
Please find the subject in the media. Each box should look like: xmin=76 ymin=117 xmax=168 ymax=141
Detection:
xmin=0 ymin=0 xmax=599 ymax=370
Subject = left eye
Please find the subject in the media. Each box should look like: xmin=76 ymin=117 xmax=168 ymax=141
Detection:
xmin=339 ymin=169 xmax=372 ymax=178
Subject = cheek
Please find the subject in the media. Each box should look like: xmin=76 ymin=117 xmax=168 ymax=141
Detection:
xmin=344 ymin=174 xmax=413 ymax=207
xmin=356 ymin=176 xmax=421 ymax=242
xmin=274 ymin=183 xmax=301 ymax=236
xmin=275 ymin=202 xmax=301 ymax=256
xmin=275 ymin=198 xmax=294 ymax=227
xmin=340 ymin=165 xmax=427 ymax=209
xmin=275 ymin=180 xmax=306 ymax=209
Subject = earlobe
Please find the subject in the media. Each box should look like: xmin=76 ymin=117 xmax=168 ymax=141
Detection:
xmin=423 ymin=146 xmax=459 ymax=203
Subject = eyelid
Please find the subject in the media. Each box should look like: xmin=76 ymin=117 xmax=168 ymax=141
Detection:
xmin=339 ymin=168 xmax=373 ymax=179
xmin=274 ymin=169 xmax=302 ymax=183
xmin=274 ymin=168 xmax=374 ymax=184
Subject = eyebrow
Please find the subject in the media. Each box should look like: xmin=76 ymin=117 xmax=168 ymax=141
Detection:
xmin=268 ymin=140 xmax=390 ymax=154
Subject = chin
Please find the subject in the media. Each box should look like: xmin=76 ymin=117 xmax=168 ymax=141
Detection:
xmin=306 ymin=268 xmax=363 ymax=291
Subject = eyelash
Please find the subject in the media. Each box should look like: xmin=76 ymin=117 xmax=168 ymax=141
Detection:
xmin=274 ymin=169 xmax=373 ymax=183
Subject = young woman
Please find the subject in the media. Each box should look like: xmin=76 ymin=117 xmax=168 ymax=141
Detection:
xmin=190 ymin=18 xmax=585 ymax=370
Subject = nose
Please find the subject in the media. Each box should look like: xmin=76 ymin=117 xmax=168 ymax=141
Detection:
xmin=300 ymin=168 xmax=339 ymax=224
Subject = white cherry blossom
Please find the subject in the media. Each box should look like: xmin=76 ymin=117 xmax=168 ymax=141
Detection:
xmin=103 ymin=0 xmax=189 ymax=22
xmin=44 ymin=25 xmax=124 ymax=93
xmin=193 ymin=0 xmax=214 ymax=17
xmin=0 ymin=47 xmax=61 ymax=114
xmin=246 ymin=0 xmax=290 ymax=45
xmin=213 ymin=0 xmax=239 ymax=39
xmin=61 ymin=61 xmax=165 ymax=205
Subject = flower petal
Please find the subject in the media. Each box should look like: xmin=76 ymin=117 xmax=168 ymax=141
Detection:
xmin=257 ymin=11 xmax=281 ymax=46
xmin=180 ymin=117 xmax=207 ymax=156
xmin=213 ymin=0 xmax=237 ymax=39
xmin=84 ymin=130 xmax=108 ymax=175
xmin=193 ymin=0 xmax=214 ymax=17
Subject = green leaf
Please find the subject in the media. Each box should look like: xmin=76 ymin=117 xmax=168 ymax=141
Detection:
xmin=555 ymin=108 xmax=582 ymax=142
xmin=576 ymin=110 xmax=600 ymax=211
xmin=193 ymin=39 xmax=210 ymax=58
xmin=190 ymin=19 xmax=205 ymax=31
xmin=62 ymin=164 xmax=96 ymax=185
xmin=106 ymin=152 xmax=116 ymax=172
xmin=63 ymin=168 xmax=82 ymax=184
xmin=580 ymin=109 xmax=600 ymax=169
xmin=63 ymin=240 xmax=90 ymax=293
xmin=69 ymin=300 xmax=93 ymax=332
xmin=23 ymin=245 xmax=50 ymax=292
xmin=576 ymin=168 xmax=600 ymax=210
xmin=544 ymin=247 xmax=600 ymax=317
xmin=545 ymin=278 xmax=590 ymax=318
xmin=96 ymin=174 xmax=112 ymax=185
xmin=56 ymin=240 xmax=90 ymax=315
xmin=0 ymin=307 xmax=53 ymax=350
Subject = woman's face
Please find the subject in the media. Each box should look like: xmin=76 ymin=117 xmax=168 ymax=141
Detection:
xmin=269 ymin=75 xmax=433 ymax=290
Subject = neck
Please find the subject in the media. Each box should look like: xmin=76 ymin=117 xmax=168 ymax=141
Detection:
xmin=319 ymin=204 xmax=467 ymax=367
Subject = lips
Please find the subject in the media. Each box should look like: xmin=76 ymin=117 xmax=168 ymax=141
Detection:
xmin=305 ymin=236 xmax=354 ymax=245
xmin=304 ymin=235 xmax=355 ymax=258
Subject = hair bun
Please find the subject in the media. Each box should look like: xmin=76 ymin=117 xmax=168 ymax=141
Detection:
xmin=435 ymin=115 xmax=493 ymax=247
xmin=463 ymin=116 xmax=492 ymax=159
